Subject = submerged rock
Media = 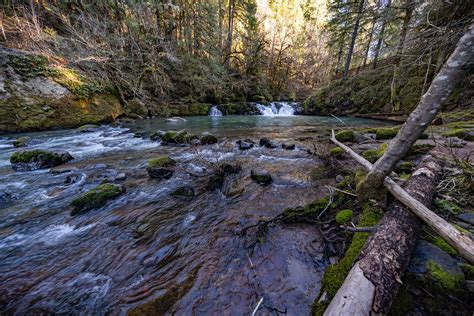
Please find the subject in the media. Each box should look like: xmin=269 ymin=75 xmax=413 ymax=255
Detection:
xmin=200 ymin=132 xmax=218 ymax=145
xmin=250 ymin=169 xmax=272 ymax=185
xmin=10 ymin=149 xmax=73 ymax=171
xmin=12 ymin=136 xmax=30 ymax=148
xmin=71 ymin=183 xmax=124 ymax=215
xmin=236 ymin=139 xmax=254 ymax=150
xmin=147 ymin=156 xmax=176 ymax=180
xmin=259 ymin=138 xmax=277 ymax=148
xmin=171 ymin=185 xmax=195 ymax=199
xmin=282 ymin=143 xmax=295 ymax=150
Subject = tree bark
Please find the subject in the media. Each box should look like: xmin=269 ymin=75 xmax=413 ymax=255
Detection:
xmin=225 ymin=0 xmax=235 ymax=68
xmin=390 ymin=0 xmax=414 ymax=112
xmin=362 ymin=0 xmax=380 ymax=68
xmin=359 ymin=23 xmax=474 ymax=197
xmin=372 ymin=0 xmax=391 ymax=69
xmin=324 ymin=156 xmax=442 ymax=315
xmin=342 ymin=0 xmax=365 ymax=80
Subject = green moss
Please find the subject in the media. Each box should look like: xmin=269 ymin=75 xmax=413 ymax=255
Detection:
xmin=330 ymin=147 xmax=344 ymax=158
xmin=335 ymin=209 xmax=353 ymax=225
xmin=398 ymin=161 xmax=415 ymax=173
xmin=375 ymin=127 xmax=399 ymax=140
xmin=443 ymin=128 xmax=474 ymax=141
xmin=282 ymin=196 xmax=331 ymax=222
xmin=12 ymin=137 xmax=30 ymax=148
xmin=71 ymin=184 xmax=122 ymax=215
xmin=335 ymin=130 xmax=354 ymax=142
xmin=200 ymin=133 xmax=218 ymax=145
xmin=399 ymin=173 xmax=411 ymax=180
xmin=427 ymin=261 xmax=463 ymax=291
xmin=8 ymin=55 xmax=49 ymax=78
xmin=171 ymin=186 xmax=194 ymax=198
xmin=148 ymin=156 xmax=176 ymax=168
xmin=459 ymin=263 xmax=474 ymax=279
xmin=390 ymin=284 xmax=415 ymax=315
xmin=161 ymin=131 xmax=178 ymax=143
xmin=432 ymin=237 xmax=458 ymax=256
xmin=434 ymin=199 xmax=462 ymax=214
xmin=174 ymin=131 xmax=189 ymax=143
xmin=361 ymin=143 xmax=388 ymax=163
xmin=10 ymin=150 xmax=52 ymax=164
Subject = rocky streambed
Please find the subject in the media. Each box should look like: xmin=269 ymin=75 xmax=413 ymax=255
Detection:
xmin=0 ymin=115 xmax=395 ymax=314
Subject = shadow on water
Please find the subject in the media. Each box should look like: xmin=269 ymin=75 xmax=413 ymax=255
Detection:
xmin=0 ymin=116 xmax=393 ymax=314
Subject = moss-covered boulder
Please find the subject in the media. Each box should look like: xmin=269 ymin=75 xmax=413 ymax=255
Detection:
xmin=443 ymin=128 xmax=474 ymax=141
xmin=147 ymin=156 xmax=176 ymax=180
xmin=12 ymin=136 xmax=30 ymax=148
xmin=330 ymin=147 xmax=344 ymax=158
xmin=335 ymin=130 xmax=354 ymax=142
xmin=250 ymin=170 xmax=273 ymax=185
xmin=161 ymin=131 xmax=178 ymax=144
xmin=375 ymin=127 xmax=399 ymax=140
xmin=71 ymin=183 xmax=123 ymax=215
xmin=361 ymin=143 xmax=388 ymax=163
xmin=10 ymin=149 xmax=73 ymax=171
xmin=336 ymin=209 xmax=353 ymax=225
xmin=200 ymin=132 xmax=218 ymax=145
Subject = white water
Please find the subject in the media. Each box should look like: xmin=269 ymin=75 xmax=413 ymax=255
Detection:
xmin=209 ymin=106 xmax=223 ymax=116
xmin=256 ymin=102 xmax=295 ymax=116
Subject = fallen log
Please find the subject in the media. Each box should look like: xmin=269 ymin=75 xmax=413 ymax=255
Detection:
xmin=324 ymin=155 xmax=442 ymax=315
xmin=330 ymin=130 xmax=474 ymax=264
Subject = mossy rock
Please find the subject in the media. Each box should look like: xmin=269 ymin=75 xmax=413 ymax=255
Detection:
xmin=148 ymin=156 xmax=176 ymax=168
xmin=71 ymin=184 xmax=123 ymax=215
xmin=361 ymin=143 xmax=388 ymax=163
xmin=330 ymin=147 xmax=344 ymax=158
xmin=375 ymin=127 xmax=399 ymax=140
xmin=335 ymin=130 xmax=354 ymax=142
xmin=434 ymin=199 xmax=462 ymax=214
xmin=161 ymin=131 xmax=178 ymax=144
xmin=200 ymin=133 xmax=218 ymax=145
xmin=396 ymin=161 xmax=415 ymax=173
xmin=12 ymin=136 xmax=30 ymax=148
xmin=443 ymin=128 xmax=474 ymax=141
xmin=10 ymin=149 xmax=73 ymax=171
xmin=174 ymin=131 xmax=189 ymax=143
xmin=77 ymin=124 xmax=100 ymax=132
xmin=250 ymin=170 xmax=272 ymax=185
xmin=335 ymin=209 xmax=353 ymax=225
xmin=431 ymin=237 xmax=458 ymax=256
xmin=427 ymin=261 xmax=464 ymax=291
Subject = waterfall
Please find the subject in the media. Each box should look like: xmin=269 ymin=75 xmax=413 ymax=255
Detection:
xmin=256 ymin=102 xmax=295 ymax=116
xmin=209 ymin=106 xmax=223 ymax=116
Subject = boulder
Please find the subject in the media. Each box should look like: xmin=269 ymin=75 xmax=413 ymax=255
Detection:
xmin=200 ymin=132 xmax=218 ymax=145
xmin=237 ymin=139 xmax=254 ymax=150
xmin=458 ymin=213 xmax=474 ymax=225
xmin=259 ymin=138 xmax=277 ymax=148
xmin=77 ymin=124 xmax=100 ymax=133
xmin=150 ymin=130 xmax=165 ymax=141
xmin=71 ymin=183 xmax=124 ymax=215
xmin=146 ymin=156 xmax=176 ymax=180
xmin=12 ymin=136 xmax=30 ymax=148
xmin=10 ymin=149 xmax=73 ymax=171
xmin=250 ymin=169 xmax=273 ymax=185
xmin=282 ymin=143 xmax=295 ymax=150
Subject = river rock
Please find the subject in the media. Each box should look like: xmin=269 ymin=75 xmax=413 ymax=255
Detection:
xmin=10 ymin=149 xmax=73 ymax=171
xmin=457 ymin=213 xmax=474 ymax=225
xmin=65 ymin=174 xmax=82 ymax=184
xmin=259 ymin=138 xmax=277 ymax=148
xmin=71 ymin=183 xmax=124 ymax=215
xmin=115 ymin=172 xmax=127 ymax=181
xmin=150 ymin=130 xmax=165 ymax=141
xmin=407 ymin=240 xmax=463 ymax=277
xmin=171 ymin=185 xmax=195 ymax=199
xmin=12 ymin=136 xmax=30 ymax=148
xmin=201 ymin=132 xmax=218 ymax=145
xmin=77 ymin=124 xmax=100 ymax=133
xmin=147 ymin=156 xmax=176 ymax=180
xmin=446 ymin=137 xmax=466 ymax=148
xmin=237 ymin=139 xmax=254 ymax=150
xmin=251 ymin=169 xmax=273 ymax=185
xmin=166 ymin=117 xmax=187 ymax=122
xmin=282 ymin=143 xmax=295 ymax=150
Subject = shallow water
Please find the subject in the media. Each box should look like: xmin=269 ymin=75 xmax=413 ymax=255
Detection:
xmin=0 ymin=115 xmax=392 ymax=314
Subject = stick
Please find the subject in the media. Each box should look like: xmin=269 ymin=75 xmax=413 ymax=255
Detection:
xmin=330 ymin=130 xmax=474 ymax=264
xmin=251 ymin=297 xmax=264 ymax=316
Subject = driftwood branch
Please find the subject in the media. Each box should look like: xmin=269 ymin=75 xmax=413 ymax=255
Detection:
xmin=331 ymin=130 xmax=474 ymax=264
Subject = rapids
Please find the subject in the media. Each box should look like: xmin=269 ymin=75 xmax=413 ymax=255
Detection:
xmin=0 ymin=115 xmax=392 ymax=314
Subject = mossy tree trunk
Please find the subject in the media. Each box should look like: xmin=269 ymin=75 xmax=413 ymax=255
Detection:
xmin=358 ymin=23 xmax=474 ymax=201
xmin=324 ymin=156 xmax=442 ymax=315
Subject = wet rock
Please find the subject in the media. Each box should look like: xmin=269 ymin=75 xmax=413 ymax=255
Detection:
xmin=133 ymin=131 xmax=148 ymax=138
xmin=147 ymin=156 xmax=176 ymax=180
xmin=10 ymin=149 xmax=73 ymax=171
xmin=353 ymin=132 xmax=370 ymax=143
xmin=446 ymin=137 xmax=467 ymax=148
xmin=161 ymin=131 xmax=178 ymax=144
xmin=282 ymin=143 xmax=295 ymax=150
xmin=166 ymin=117 xmax=187 ymax=122
xmin=150 ymin=130 xmax=165 ymax=141
xmin=208 ymin=175 xmax=224 ymax=190
xmin=171 ymin=185 xmax=195 ymax=199
xmin=65 ymin=174 xmax=81 ymax=184
xmin=220 ymin=163 xmax=241 ymax=175
xmin=407 ymin=240 xmax=463 ymax=277
xmin=71 ymin=183 xmax=124 ymax=215
xmin=363 ymin=133 xmax=376 ymax=140
xmin=236 ymin=139 xmax=254 ymax=150
xmin=250 ymin=169 xmax=272 ymax=185
xmin=200 ymin=132 xmax=218 ymax=145
xmin=458 ymin=213 xmax=474 ymax=225
xmin=12 ymin=136 xmax=30 ymax=148
xmin=259 ymin=138 xmax=277 ymax=148
xmin=77 ymin=124 xmax=100 ymax=133
xmin=115 ymin=172 xmax=127 ymax=181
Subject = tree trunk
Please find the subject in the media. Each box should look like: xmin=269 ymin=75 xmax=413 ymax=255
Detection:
xmin=372 ymin=0 xmax=391 ymax=69
xmin=362 ymin=0 xmax=380 ymax=67
xmin=390 ymin=1 xmax=414 ymax=112
xmin=225 ymin=0 xmax=235 ymax=68
xmin=324 ymin=156 xmax=442 ymax=315
xmin=218 ymin=0 xmax=223 ymax=60
xmin=342 ymin=0 xmax=365 ymax=80
xmin=359 ymin=23 xmax=474 ymax=197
